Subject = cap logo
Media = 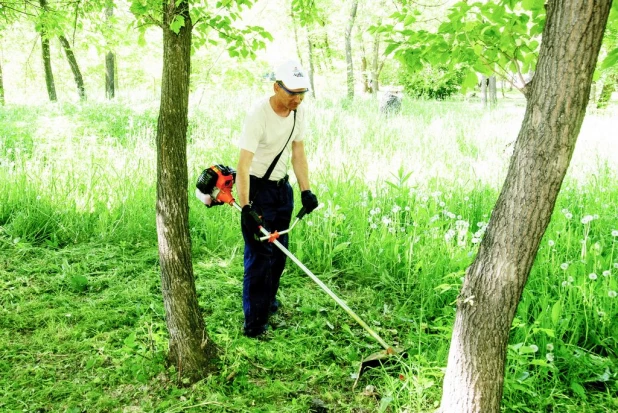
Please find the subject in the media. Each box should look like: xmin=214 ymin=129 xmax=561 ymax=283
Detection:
xmin=293 ymin=67 xmax=304 ymax=77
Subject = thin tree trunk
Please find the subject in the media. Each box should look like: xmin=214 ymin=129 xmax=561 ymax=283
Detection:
xmin=488 ymin=76 xmax=497 ymax=108
xmin=345 ymin=0 xmax=358 ymax=99
xmin=105 ymin=3 xmax=115 ymax=99
xmin=106 ymin=52 xmax=115 ymax=99
xmin=307 ymin=33 xmax=316 ymax=98
xmin=39 ymin=0 xmax=56 ymax=102
xmin=290 ymin=4 xmax=303 ymax=67
xmin=360 ymin=42 xmax=370 ymax=93
xmin=439 ymin=1 xmax=612 ymax=412
xmin=370 ymin=32 xmax=380 ymax=96
xmin=0 ymin=57 xmax=4 ymax=106
xmin=59 ymin=35 xmax=86 ymax=101
xmin=157 ymin=0 xmax=217 ymax=383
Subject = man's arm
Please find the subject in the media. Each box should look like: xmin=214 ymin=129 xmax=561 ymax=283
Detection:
xmin=291 ymin=140 xmax=310 ymax=192
xmin=236 ymin=149 xmax=254 ymax=207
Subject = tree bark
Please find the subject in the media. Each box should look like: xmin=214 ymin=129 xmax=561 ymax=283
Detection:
xmin=59 ymin=35 xmax=86 ymax=101
xmin=488 ymin=76 xmax=497 ymax=108
xmin=157 ymin=0 xmax=217 ymax=383
xmin=0 ymin=57 xmax=4 ymax=106
xmin=345 ymin=0 xmax=358 ymax=99
xmin=290 ymin=4 xmax=304 ymax=67
xmin=39 ymin=0 xmax=57 ymax=102
xmin=370 ymin=32 xmax=380 ymax=95
xmin=105 ymin=3 xmax=115 ymax=99
xmin=439 ymin=1 xmax=612 ymax=412
xmin=307 ymin=33 xmax=316 ymax=98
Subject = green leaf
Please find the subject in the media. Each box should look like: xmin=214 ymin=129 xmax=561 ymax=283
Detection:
xmin=570 ymin=381 xmax=587 ymax=400
xmin=170 ymin=15 xmax=185 ymax=34
xmin=551 ymin=301 xmax=561 ymax=326
xmin=333 ymin=242 xmax=351 ymax=254
xmin=461 ymin=70 xmax=479 ymax=91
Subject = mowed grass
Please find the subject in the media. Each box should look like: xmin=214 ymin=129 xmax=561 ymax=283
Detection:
xmin=1 ymin=93 xmax=617 ymax=412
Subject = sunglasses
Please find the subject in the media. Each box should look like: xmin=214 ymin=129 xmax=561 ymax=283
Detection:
xmin=277 ymin=81 xmax=308 ymax=96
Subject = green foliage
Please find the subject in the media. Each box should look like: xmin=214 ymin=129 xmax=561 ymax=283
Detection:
xmin=399 ymin=64 xmax=467 ymax=100
xmin=381 ymin=1 xmax=546 ymax=93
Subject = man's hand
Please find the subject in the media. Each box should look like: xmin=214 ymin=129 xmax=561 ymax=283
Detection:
xmin=301 ymin=190 xmax=319 ymax=214
xmin=241 ymin=205 xmax=263 ymax=235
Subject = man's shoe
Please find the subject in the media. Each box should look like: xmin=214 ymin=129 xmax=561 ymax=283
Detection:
xmin=243 ymin=324 xmax=268 ymax=338
xmin=269 ymin=299 xmax=281 ymax=314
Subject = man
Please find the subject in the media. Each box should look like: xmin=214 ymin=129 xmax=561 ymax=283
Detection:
xmin=236 ymin=60 xmax=319 ymax=338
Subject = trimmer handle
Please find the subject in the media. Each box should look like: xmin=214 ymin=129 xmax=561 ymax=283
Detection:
xmin=295 ymin=207 xmax=307 ymax=220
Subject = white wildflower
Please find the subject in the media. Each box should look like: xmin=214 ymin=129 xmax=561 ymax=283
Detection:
xmin=546 ymin=343 xmax=554 ymax=352
xmin=608 ymin=291 xmax=617 ymax=298
xmin=581 ymin=215 xmax=594 ymax=224
xmin=548 ymin=240 xmax=555 ymax=247
xmin=602 ymin=270 xmax=610 ymax=277
xmin=589 ymin=273 xmax=598 ymax=280
xmin=560 ymin=263 xmax=569 ymax=271
xmin=612 ymin=230 xmax=618 ymax=237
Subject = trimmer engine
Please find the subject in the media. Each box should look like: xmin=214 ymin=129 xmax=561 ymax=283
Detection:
xmin=196 ymin=164 xmax=236 ymax=206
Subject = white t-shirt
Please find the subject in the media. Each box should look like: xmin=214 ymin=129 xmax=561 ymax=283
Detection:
xmin=238 ymin=97 xmax=306 ymax=181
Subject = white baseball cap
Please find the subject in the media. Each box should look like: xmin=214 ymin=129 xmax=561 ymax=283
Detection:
xmin=275 ymin=60 xmax=310 ymax=90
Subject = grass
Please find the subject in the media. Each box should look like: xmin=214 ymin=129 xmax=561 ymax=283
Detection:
xmin=1 ymin=92 xmax=617 ymax=412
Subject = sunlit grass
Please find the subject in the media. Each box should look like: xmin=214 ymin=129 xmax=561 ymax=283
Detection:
xmin=1 ymin=94 xmax=617 ymax=411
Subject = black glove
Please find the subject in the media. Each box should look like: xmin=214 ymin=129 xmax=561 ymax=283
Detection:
xmin=301 ymin=190 xmax=319 ymax=214
xmin=241 ymin=205 xmax=263 ymax=235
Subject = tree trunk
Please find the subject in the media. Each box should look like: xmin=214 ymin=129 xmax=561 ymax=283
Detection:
xmin=370 ymin=32 xmax=380 ymax=95
xmin=488 ymin=76 xmax=497 ymax=108
xmin=59 ymin=35 xmax=86 ymax=101
xmin=105 ymin=3 xmax=115 ymax=99
xmin=307 ymin=33 xmax=316 ymax=98
xmin=157 ymin=0 xmax=217 ymax=383
xmin=439 ymin=1 xmax=612 ymax=412
xmin=39 ymin=0 xmax=57 ymax=102
xmin=360 ymin=43 xmax=371 ymax=93
xmin=597 ymin=72 xmax=616 ymax=109
xmin=0 ymin=57 xmax=4 ymax=106
xmin=106 ymin=52 xmax=115 ymax=99
xmin=290 ymin=4 xmax=303 ymax=67
xmin=345 ymin=0 xmax=358 ymax=99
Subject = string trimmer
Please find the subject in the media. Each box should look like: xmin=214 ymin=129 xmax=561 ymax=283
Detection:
xmin=196 ymin=165 xmax=405 ymax=380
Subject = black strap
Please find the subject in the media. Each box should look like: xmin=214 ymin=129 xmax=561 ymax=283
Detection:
xmin=262 ymin=110 xmax=297 ymax=181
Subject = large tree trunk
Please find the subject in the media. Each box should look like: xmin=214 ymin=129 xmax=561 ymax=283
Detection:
xmin=105 ymin=3 xmax=115 ymax=99
xmin=59 ymin=35 xmax=86 ymax=101
xmin=439 ymin=1 xmax=612 ymax=412
xmin=39 ymin=0 xmax=57 ymax=102
xmin=345 ymin=0 xmax=358 ymax=99
xmin=157 ymin=0 xmax=217 ymax=383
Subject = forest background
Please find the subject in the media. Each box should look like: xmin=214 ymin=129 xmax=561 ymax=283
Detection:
xmin=1 ymin=0 xmax=617 ymax=412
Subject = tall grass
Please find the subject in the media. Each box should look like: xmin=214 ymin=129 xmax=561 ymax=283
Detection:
xmin=1 ymin=93 xmax=617 ymax=412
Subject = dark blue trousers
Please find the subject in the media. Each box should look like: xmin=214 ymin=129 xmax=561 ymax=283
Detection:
xmin=241 ymin=177 xmax=294 ymax=334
